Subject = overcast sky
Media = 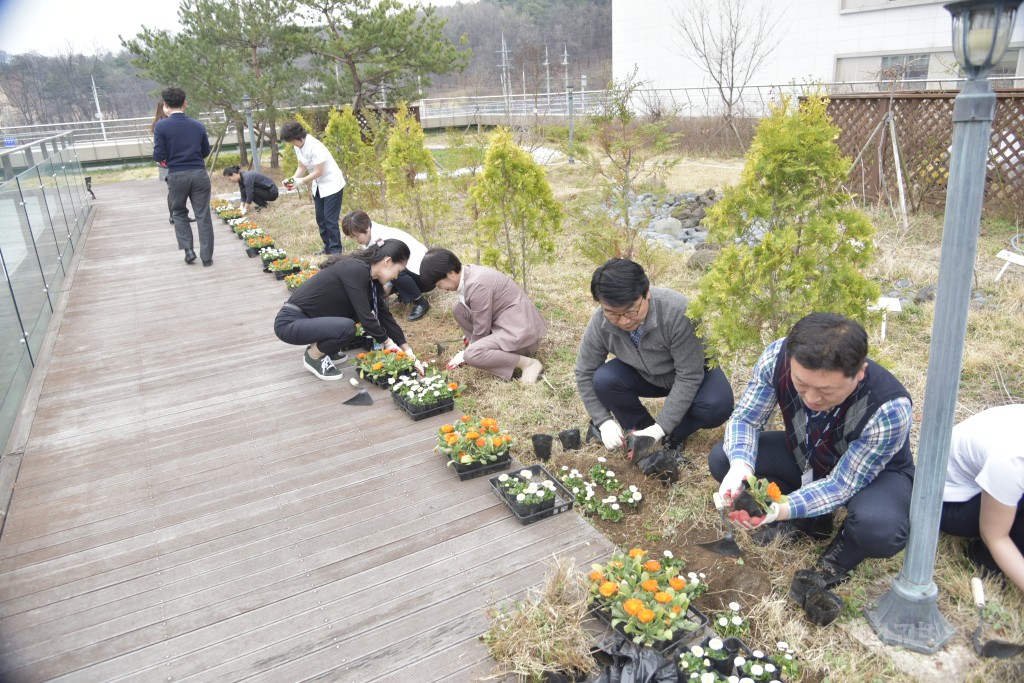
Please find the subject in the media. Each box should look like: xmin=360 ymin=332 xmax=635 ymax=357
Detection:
xmin=0 ymin=0 xmax=470 ymax=58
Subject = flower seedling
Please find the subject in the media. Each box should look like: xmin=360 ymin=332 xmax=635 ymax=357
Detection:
xmin=284 ymin=268 xmax=318 ymax=290
xmin=391 ymin=371 xmax=460 ymax=407
xmin=497 ymin=470 xmax=557 ymax=506
xmin=437 ymin=416 xmax=512 ymax=467
xmin=353 ymin=348 xmax=416 ymax=382
xmin=260 ymin=247 xmax=287 ymax=263
xmin=729 ymin=476 xmax=786 ymax=525
xmin=713 ymin=602 xmax=749 ymax=638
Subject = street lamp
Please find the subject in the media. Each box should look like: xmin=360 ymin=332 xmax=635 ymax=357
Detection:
xmin=864 ymin=0 xmax=1021 ymax=654
xmin=567 ymin=85 xmax=575 ymax=164
xmin=242 ymin=93 xmax=259 ymax=171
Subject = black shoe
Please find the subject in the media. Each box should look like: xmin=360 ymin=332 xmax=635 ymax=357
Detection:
xmin=184 ymin=248 xmax=197 ymax=264
xmin=303 ymin=348 xmax=343 ymax=380
xmin=307 ymin=345 xmax=347 ymax=365
xmin=815 ymin=534 xmax=853 ymax=588
xmin=202 ymin=260 xmax=213 ymax=267
xmin=408 ymin=299 xmax=430 ymax=321
xmin=751 ymin=520 xmax=801 ymax=547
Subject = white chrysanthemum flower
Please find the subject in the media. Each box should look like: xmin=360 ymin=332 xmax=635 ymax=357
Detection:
xmin=750 ymin=664 xmax=764 ymax=677
xmin=700 ymin=673 xmax=716 ymax=683
xmin=718 ymin=617 xmax=728 ymax=627
xmin=629 ymin=485 xmax=638 ymax=492
xmin=690 ymin=646 xmax=704 ymax=657
xmin=516 ymin=493 xmax=525 ymax=501
xmin=728 ymin=677 xmax=739 ymax=683
xmin=519 ymin=469 xmax=532 ymax=478
xmin=634 ymin=492 xmax=643 ymax=501
xmin=776 ymin=641 xmax=788 ymax=651
xmin=765 ymin=663 xmax=776 ymax=673
xmin=606 ymin=470 xmax=616 ymax=478
xmin=611 ymin=503 xmax=620 ymax=510
xmin=498 ymin=474 xmax=509 ymax=482
xmin=387 ymin=377 xmax=396 ymax=384
xmin=690 ymin=576 xmax=700 ymax=584
xmin=561 ymin=465 xmax=569 ymax=471
xmin=752 ymin=650 xmax=764 ymax=659
xmin=732 ymin=616 xmax=743 ymax=626
xmin=663 ymin=550 xmax=673 ymax=558
xmin=734 ymin=656 xmax=746 ymax=668
xmin=597 ymin=456 xmax=606 ymax=463
xmin=708 ymin=638 xmax=723 ymax=651
xmin=729 ymin=601 xmax=741 ymax=611
xmin=572 ymin=487 xmax=579 ymax=494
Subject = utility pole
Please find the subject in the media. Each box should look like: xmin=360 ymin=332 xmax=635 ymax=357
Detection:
xmin=561 ymin=44 xmax=569 ymax=112
xmin=543 ymin=45 xmax=551 ymax=106
xmin=91 ymin=76 xmax=107 ymax=142
xmin=498 ymin=33 xmax=512 ymax=117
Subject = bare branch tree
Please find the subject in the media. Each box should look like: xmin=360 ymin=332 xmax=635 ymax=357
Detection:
xmin=671 ymin=0 xmax=784 ymax=149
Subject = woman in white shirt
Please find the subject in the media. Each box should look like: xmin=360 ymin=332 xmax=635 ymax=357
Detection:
xmin=941 ymin=404 xmax=1024 ymax=591
xmin=342 ymin=210 xmax=431 ymax=321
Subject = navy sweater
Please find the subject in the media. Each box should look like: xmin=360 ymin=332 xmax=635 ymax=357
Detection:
xmin=153 ymin=112 xmax=210 ymax=173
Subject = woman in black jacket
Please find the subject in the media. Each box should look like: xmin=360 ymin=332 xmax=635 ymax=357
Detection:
xmin=223 ymin=165 xmax=279 ymax=212
xmin=274 ymin=240 xmax=417 ymax=380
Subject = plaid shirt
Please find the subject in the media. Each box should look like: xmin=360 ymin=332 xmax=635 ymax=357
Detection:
xmin=725 ymin=339 xmax=913 ymax=518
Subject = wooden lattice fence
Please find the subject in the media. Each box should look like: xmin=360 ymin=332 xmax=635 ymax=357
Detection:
xmin=827 ymin=91 xmax=1024 ymax=219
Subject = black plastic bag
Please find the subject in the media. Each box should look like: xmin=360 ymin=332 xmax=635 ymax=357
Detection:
xmin=593 ymin=634 xmax=678 ymax=683
xmin=635 ymin=449 xmax=680 ymax=484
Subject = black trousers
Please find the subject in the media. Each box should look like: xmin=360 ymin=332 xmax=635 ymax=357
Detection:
xmin=941 ymin=493 xmax=1024 ymax=577
xmin=273 ymin=304 xmax=356 ymax=357
xmin=251 ymin=184 xmax=279 ymax=207
xmin=393 ymin=270 xmax=425 ymax=303
xmin=591 ymin=359 xmax=734 ymax=443
xmin=709 ymin=432 xmax=914 ymax=571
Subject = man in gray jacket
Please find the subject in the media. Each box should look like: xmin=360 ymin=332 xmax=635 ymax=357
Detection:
xmin=575 ymin=259 xmax=734 ymax=462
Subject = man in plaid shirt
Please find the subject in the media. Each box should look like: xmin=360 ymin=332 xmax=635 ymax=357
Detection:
xmin=710 ymin=313 xmax=915 ymax=588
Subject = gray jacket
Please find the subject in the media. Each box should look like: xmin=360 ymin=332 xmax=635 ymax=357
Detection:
xmin=574 ymin=287 xmax=707 ymax=432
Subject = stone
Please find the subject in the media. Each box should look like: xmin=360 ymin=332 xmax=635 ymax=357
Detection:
xmin=649 ymin=216 xmax=684 ymax=239
xmin=914 ymin=285 xmax=936 ymax=304
xmin=894 ymin=279 xmax=913 ymax=289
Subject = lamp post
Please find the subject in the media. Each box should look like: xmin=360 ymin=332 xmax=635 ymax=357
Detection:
xmin=242 ymin=94 xmax=259 ymax=171
xmin=864 ymin=0 xmax=1021 ymax=654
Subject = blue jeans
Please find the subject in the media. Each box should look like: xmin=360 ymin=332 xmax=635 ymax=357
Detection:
xmin=314 ymin=188 xmax=343 ymax=254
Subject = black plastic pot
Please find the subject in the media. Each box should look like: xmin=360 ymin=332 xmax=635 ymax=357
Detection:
xmin=531 ymin=433 xmax=554 ymax=461
xmin=804 ymin=587 xmax=843 ymax=626
xmin=557 ymin=428 xmax=582 ymax=450
xmin=789 ymin=568 xmax=827 ymax=607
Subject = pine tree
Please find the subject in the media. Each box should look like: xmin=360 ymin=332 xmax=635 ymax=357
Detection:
xmin=322 ymin=106 xmax=380 ymax=213
xmin=470 ymin=127 xmax=562 ymax=295
xmin=689 ymin=93 xmax=880 ymax=368
xmin=382 ymin=103 xmax=448 ymax=245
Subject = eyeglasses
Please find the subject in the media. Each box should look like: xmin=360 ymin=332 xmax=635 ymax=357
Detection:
xmin=602 ymin=297 xmax=646 ymax=321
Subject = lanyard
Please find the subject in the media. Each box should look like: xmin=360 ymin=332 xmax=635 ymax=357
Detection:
xmin=805 ymin=405 xmax=840 ymax=453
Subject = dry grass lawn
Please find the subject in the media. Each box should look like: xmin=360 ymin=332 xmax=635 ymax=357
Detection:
xmin=92 ymin=145 xmax=1024 ymax=682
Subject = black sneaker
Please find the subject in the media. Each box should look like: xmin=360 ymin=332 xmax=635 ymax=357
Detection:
xmin=303 ymin=348 xmax=343 ymax=380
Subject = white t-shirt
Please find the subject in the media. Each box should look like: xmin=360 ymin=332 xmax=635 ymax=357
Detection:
xmin=365 ymin=222 xmax=427 ymax=274
xmin=294 ymin=134 xmax=345 ymax=197
xmin=943 ymin=404 xmax=1024 ymax=505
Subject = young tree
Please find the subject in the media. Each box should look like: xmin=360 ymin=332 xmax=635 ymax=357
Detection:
xmin=672 ymin=0 xmax=784 ymax=150
xmin=299 ymin=0 xmax=471 ymax=109
xmin=381 ymin=103 xmax=448 ymax=246
xmin=321 ymin=106 xmax=381 ymax=214
xmin=688 ymin=94 xmax=880 ymax=369
xmin=470 ymin=127 xmax=562 ymax=295
xmin=575 ymin=68 xmax=681 ymax=267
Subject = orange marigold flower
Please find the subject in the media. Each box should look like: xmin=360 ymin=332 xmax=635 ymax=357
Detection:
xmin=612 ymin=561 xmax=624 ymax=568
xmin=461 ymin=416 xmax=471 ymax=422
xmin=599 ymin=581 xmax=618 ymax=597
xmin=623 ymin=598 xmax=644 ymax=616
xmin=356 ymin=353 xmax=367 ymax=359
xmin=502 ymin=434 xmax=512 ymax=442
xmin=488 ymin=426 xmax=499 ymax=433
xmin=640 ymin=579 xmax=659 ymax=593
xmin=371 ymin=362 xmax=383 ymax=371
xmin=446 ymin=435 xmax=459 ymax=445
xmin=465 ymin=431 xmax=479 ymax=440
xmin=448 ymin=383 xmax=459 ymax=391
xmin=644 ymin=560 xmax=662 ymax=572
xmin=441 ymin=425 xmax=454 ymax=433
xmin=654 ymin=592 xmax=672 ymax=604
xmin=628 ymin=548 xmax=645 ymax=559
xmin=475 ymin=438 xmax=487 ymax=448
xmin=672 ymin=605 xmax=682 ymax=614
xmin=395 ymin=351 xmax=406 ymax=359
xmin=767 ymin=481 xmax=782 ymax=502
xmin=669 ymin=577 xmax=685 ymax=591
xmin=637 ymin=609 xmax=655 ymax=624
xmin=492 ymin=438 xmax=503 ymax=448
xmin=589 ymin=570 xmax=605 ymax=582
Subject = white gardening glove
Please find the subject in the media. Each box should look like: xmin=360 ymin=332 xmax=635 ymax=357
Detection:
xmin=404 ymin=348 xmax=417 ymax=361
xmin=632 ymin=423 xmax=665 ymax=445
xmin=734 ymin=502 xmax=781 ymax=530
xmin=239 ymin=205 xmax=247 ymax=215
xmin=383 ymin=338 xmax=401 ymax=352
xmin=598 ymin=420 xmax=624 ymax=451
xmin=719 ymin=461 xmax=755 ymax=505
xmin=446 ymin=350 xmax=466 ymax=370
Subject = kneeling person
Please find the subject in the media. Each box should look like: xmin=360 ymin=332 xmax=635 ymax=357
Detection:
xmin=418 ymin=248 xmax=546 ymax=383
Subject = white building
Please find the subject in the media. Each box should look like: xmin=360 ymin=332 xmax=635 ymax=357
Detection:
xmin=614 ymin=0 xmax=1024 ymax=95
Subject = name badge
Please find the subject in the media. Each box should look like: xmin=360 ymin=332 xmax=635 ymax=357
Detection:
xmin=801 ymin=469 xmax=814 ymax=486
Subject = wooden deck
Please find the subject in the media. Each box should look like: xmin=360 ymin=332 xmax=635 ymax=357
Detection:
xmin=0 ymin=179 xmax=614 ymax=682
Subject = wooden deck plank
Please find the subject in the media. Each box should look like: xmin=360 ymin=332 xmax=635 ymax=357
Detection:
xmin=0 ymin=179 xmax=615 ymax=681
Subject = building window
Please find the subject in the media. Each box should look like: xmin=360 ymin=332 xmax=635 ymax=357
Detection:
xmin=879 ymin=54 xmax=931 ymax=81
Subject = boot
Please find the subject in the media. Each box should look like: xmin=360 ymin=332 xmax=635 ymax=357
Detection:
xmin=815 ymin=533 xmax=854 ymax=589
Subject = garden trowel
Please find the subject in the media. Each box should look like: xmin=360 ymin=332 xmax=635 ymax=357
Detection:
xmin=971 ymin=577 xmax=1024 ymax=658
xmin=342 ymin=377 xmax=374 ymax=406
xmin=698 ymin=492 xmax=742 ymax=559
